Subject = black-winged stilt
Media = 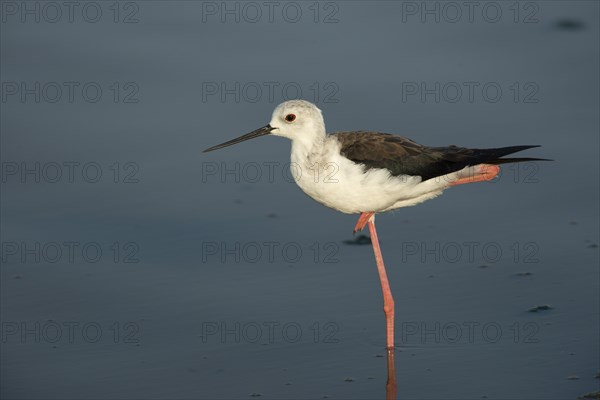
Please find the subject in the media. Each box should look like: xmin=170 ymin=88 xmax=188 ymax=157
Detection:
xmin=204 ymin=99 xmax=547 ymax=352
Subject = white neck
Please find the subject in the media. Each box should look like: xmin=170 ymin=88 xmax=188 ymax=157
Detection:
xmin=290 ymin=120 xmax=327 ymax=161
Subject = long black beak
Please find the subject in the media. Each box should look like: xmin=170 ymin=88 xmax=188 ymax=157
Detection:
xmin=203 ymin=124 xmax=275 ymax=153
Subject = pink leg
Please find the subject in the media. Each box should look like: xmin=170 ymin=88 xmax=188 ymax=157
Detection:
xmin=354 ymin=211 xmax=375 ymax=233
xmin=366 ymin=215 xmax=395 ymax=350
xmin=450 ymin=164 xmax=500 ymax=186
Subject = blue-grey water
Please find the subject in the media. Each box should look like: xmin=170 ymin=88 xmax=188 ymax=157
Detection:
xmin=1 ymin=1 xmax=598 ymax=399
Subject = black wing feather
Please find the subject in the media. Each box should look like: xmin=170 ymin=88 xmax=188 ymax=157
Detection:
xmin=333 ymin=131 xmax=549 ymax=181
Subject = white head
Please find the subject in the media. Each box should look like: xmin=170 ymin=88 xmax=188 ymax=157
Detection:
xmin=269 ymin=100 xmax=325 ymax=141
xmin=204 ymin=100 xmax=326 ymax=153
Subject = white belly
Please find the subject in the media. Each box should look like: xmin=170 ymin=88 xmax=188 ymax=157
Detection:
xmin=290 ymin=140 xmax=456 ymax=214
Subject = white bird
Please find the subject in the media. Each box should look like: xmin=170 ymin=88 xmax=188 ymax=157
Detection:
xmin=204 ymin=99 xmax=547 ymax=351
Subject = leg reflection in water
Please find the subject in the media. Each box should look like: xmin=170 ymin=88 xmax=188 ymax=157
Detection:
xmin=386 ymin=348 xmax=397 ymax=400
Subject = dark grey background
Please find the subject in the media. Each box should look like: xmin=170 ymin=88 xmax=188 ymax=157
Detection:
xmin=1 ymin=1 xmax=598 ymax=399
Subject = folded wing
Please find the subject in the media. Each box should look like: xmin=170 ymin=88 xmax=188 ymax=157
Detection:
xmin=333 ymin=131 xmax=549 ymax=182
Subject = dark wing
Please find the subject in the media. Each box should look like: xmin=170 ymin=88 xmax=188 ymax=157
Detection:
xmin=332 ymin=131 xmax=549 ymax=181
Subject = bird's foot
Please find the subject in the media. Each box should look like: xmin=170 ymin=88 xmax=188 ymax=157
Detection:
xmin=450 ymin=164 xmax=500 ymax=186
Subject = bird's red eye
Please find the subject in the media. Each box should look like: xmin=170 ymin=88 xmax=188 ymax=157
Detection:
xmin=285 ymin=114 xmax=296 ymax=122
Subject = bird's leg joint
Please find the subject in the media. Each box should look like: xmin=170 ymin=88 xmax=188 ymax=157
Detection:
xmin=383 ymin=301 xmax=395 ymax=317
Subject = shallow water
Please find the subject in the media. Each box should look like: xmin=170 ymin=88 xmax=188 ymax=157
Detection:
xmin=1 ymin=1 xmax=599 ymax=399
